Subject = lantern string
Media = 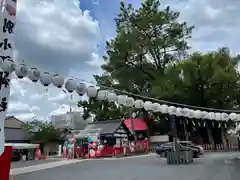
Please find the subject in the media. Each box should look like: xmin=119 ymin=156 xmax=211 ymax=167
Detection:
xmin=8 ymin=64 xmax=240 ymax=114
xmin=71 ymin=76 xmax=240 ymax=113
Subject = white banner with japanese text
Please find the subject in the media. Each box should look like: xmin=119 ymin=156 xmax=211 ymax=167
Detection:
xmin=0 ymin=0 xmax=16 ymax=155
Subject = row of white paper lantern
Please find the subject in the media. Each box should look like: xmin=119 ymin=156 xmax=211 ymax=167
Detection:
xmin=1 ymin=61 xmax=240 ymax=122
xmin=0 ymin=62 xmax=88 ymax=95
xmin=95 ymin=90 xmax=240 ymax=122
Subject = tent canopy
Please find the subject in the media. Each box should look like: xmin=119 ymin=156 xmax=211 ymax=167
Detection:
xmin=123 ymin=118 xmax=148 ymax=131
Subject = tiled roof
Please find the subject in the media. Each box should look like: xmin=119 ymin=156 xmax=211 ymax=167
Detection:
xmin=5 ymin=116 xmax=24 ymax=123
xmin=87 ymin=120 xmax=122 ymax=134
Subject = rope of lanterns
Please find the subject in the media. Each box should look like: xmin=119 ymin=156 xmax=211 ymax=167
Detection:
xmin=1 ymin=59 xmax=240 ymax=131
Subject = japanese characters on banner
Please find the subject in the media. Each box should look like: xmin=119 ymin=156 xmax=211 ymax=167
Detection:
xmin=0 ymin=0 xmax=16 ymax=155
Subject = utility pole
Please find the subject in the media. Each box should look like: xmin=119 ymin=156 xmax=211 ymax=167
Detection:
xmin=69 ymin=93 xmax=72 ymax=112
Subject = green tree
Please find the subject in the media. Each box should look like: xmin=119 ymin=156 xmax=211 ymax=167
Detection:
xmin=151 ymin=47 xmax=240 ymax=109
xmin=78 ymin=98 xmax=129 ymax=121
xmin=79 ymin=0 xmax=193 ymax=122
xmin=100 ymin=0 xmax=193 ymax=95
xmin=22 ymin=119 xmax=61 ymax=147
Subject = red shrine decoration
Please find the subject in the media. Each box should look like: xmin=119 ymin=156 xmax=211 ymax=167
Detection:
xmin=0 ymin=146 xmax=12 ymax=180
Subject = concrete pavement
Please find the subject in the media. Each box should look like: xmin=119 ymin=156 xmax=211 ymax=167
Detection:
xmin=10 ymin=152 xmax=240 ymax=180
xmin=11 ymin=159 xmax=62 ymax=169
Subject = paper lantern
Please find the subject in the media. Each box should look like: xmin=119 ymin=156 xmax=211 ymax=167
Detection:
xmin=187 ymin=109 xmax=194 ymax=118
xmin=97 ymin=90 xmax=108 ymax=101
xmin=65 ymin=78 xmax=77 ymax=93
xmin=160 ymin=104 xmax=168 ymax=114
xmin=201 ymin=111 xmax=208 ymax=119
xmin=236 ymin=114 xmax=240 ymax=121
xmin=144 ymin=101 xmax=152 ymax=111
xmin=229 ymin=113 xmax=237 ymax=121
xmin=2 ymin=59 xmax=15 ymax=73
xmin=207 ymin=112 xmax=215 ymax=120
xmin=221 ymin=113 xmax=229 ymax=121
xmin=107 ymin=92 xmax=117 ymax=102
xmin=176 ymin=107 xmax=182 ymax=117
xmin=215 ymin=112 xmax=221 ymax=121
xmin=125 ymin=97 xmax=135 ymax=107
xmin=52 ymin=74 xmax=64 ymax=88
xmin=168 ymin=106 xmax=177 ymax=115
xmin=15 ymin=63 xmax=28 ymax=79
xmin=76 ymin=83 xmax=87 ymax=96
xmin=87 ymin=86 xmax=98 ymax=98
xmin=152 ymin=103 xmax=161 ymax=112
xmin=134 ymin=99 xmax=144 ymax=109
xmin=40 ymin=72 xmax=52 ymax=86
xmin=28 ymin=68 xmax=41 ymax=82
xmin=193 ymin=110 xmax=202 ymax=119
xmin=182 ymin=108 xmax=189 ymax=117
xmin=117 ymin=95 xmax=127 ymax=105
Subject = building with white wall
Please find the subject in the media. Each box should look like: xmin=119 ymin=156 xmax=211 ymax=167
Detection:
xmin=51 ymin=111 xmax=92 ymax=130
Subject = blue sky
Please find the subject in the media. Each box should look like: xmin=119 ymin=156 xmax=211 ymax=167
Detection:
xmin=79 ymin=0 xmax=121 ymax=54
xmin=79 ymin=0 xmax=141 ymax=54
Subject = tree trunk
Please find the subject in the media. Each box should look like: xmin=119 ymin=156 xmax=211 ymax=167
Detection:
xmin=183 ymin=120 xmax=189 ymax=141
xmin=207 ymin=126 xmax=214 ymax=147
xmin=221 ymin=126 xmax=228 ymax=150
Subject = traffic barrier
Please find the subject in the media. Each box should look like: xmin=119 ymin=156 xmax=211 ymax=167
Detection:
xmin=167 ymin=151 xmax=193 ymax=164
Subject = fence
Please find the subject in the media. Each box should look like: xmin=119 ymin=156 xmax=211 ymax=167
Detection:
xmin=148 ymin=144 xmax=240 ymax=153
xmin=202 ymin=144 xmax=239 ymax=152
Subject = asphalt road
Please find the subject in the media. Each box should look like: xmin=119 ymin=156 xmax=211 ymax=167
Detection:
xmin=11 ymin=153 xmax=240 ymax=180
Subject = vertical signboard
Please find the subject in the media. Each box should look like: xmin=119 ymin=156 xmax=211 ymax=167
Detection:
xmin=0 ymin=0 xmax=17 ymax=155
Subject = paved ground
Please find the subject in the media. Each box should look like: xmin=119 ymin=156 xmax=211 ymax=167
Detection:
xmin=11 ymin=159 xmax=61 ymax=169
xmin=11 ymin=152 xmax=240 ymax=180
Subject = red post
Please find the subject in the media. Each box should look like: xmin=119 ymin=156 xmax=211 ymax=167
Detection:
xmin=0 ymin=146 xmax=12 ymax=180
xmin=144 ymin=139 xmax=149 ymax=153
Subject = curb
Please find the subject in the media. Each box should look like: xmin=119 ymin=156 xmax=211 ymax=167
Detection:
xmin=10 ymin=159 xmax=86 ymax=175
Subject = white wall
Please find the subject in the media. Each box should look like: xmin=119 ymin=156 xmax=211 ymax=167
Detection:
xmin=51 ymin=112 xmax=91 ymax=130
xmin=149 ymin=135 xmax=169 ymax=143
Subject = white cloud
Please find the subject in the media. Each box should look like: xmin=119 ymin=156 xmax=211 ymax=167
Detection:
xmin=6 ymin=0 xmax=101 ymax=121
xmin=87 ymin=53 xmax=105 ymax=68
xmin=15 ymin=0 xmax=102 ymax=74
xmin=8 ymin=102 xmax=40 ymax=113
xmin=15 ymin=113 xmax=36 ymax=121
xmin=48 ymin=92 xmax=67 ymax=101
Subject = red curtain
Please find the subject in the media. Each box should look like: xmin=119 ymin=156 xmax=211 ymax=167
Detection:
xmin=124 ymin=118 xmax=148 ymax=131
